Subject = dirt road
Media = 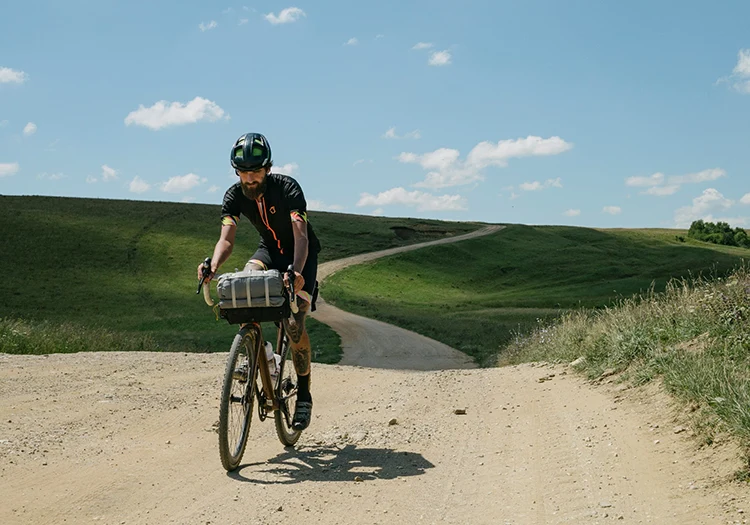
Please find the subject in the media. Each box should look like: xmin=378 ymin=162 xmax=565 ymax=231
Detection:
xmin=2 ymin=353 xmax=748 ymax=524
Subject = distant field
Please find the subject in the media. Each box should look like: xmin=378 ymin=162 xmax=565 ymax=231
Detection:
xmin=322 ymin=224 xmax=750 ymax=366
xmin=0 ymin=195 xmax=483 ymax=356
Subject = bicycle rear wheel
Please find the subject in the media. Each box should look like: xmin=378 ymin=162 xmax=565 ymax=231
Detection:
xmin=218 ymin=327 xmax=259 ymax=471
xmin=274 ymin=334 xmax=301 ymax=447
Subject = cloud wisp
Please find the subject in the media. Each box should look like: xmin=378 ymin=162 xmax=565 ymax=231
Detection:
xmin=383 ymin=127 xmax=421 ymax=140
xmin=0 ymin=67 xmax=27 ymax=84
xmin=716 ymin=49 xmax=750 ymax=94
xmin=357 ymin=187 xmax=467 ymax=212
xmin=124 ymin=97 xmax=229 ymax=130
xmin=625 ymin=168 xmax=725 ymax=196
xmin=265 ymin=7 xmax=306 ymax=25
xmin=402 ymin=135 xmax=573 ymax=190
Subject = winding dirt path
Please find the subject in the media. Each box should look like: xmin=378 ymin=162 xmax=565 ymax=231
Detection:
xmin=311 ymin=225 xmax=504 ymax=370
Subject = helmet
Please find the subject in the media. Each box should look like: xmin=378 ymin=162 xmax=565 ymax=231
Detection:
xmin=230 ymin=133 xmax=272 ymax=171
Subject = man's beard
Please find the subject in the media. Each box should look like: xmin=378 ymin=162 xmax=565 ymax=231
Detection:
xmin=241 ymin=176 xmax=267 ymax=200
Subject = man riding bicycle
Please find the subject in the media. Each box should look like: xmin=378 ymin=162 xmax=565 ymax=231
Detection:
xmin=198 ymin=132 xmax=321 ymax=431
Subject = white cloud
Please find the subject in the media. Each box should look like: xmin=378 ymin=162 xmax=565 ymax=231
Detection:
xmin=626 ymin=173 xmax=665 ymax=187
xmin=130 ymin=176 xmax=150 ymax=194
xmin=375 ymin=34 xmax=385 ymax=40
xmin=717 ymin=49 xmax=750 ymax=94
xmin=124 ymin=97 xmax=228 ymax=130
xmin=239 ymin=18 xmax=249 ymax=25
xmin=563 ymin=209 xmax=581 ymax=217
xmin=673 ymin=188 xmax=734 ymax=228
xmin=669 ymin=168 xmax=726 ymax=185
xmin=207 ymin=185 xmax=220 ymax=193
xmin=222 ymin=8 xmax=234 ymax=15
xmin=199 ymin=20 xmax=217 ymax=32
xmin=101 ymin=164 xmax=118 ymax=181
xmin=371 ymin=208 xmax=384 ymax=215
xmin=265 ymin=7 xmax=306 ymax=25
xmin=308 ymin=199 xmax=344 ymax=211
xmin=0 ymin=162 xmax=19 ymax=177
xmin=741 ymin=193 xmax=750 ymax=205
xmin=0 ymin=120 xmax=8 ymax=127
xmin=357 ymin=187 xmax=466 ymax=211
xmin=0 ymin=67 xmax=27 ymax=84
xmin=23 ymin=122 xmax=36 ymax=136
xmin=467 ymin=136 xmax=573 ymax=169
xmin=603 ymin=206 xmax=622 ymax=215
xmin=273 ymin=162 xmax=299 ymax=175
xmin=345 ymin=38 xmax=358 ymax=46
xmin=519 ymin=178 xmax=562 ymax=191
xmin=161 ymin=173 xmax=205 ymax=193
xmin=383 ymin=127 xmax=420 ymax=139
xmin=37 ymin=172 xmax=65 ymax=180
xmin=181 ymin=196 xmax=196 ymax=203
xmin=412 ymin=42 xmax=433 ymax=50
xmin=86 ymin=175 xmax=97 ymax=184
xmin=353 ymin=159 xmax=373 ymax=166
xmin=401 ymin=136 xmax=572 ymax=190
xmin=644 ymin=185 xmax=680 ymax=196
xmin=628 ymin=168 xmax=726 ymax=196
xmin=428 ymin=50 xmax=452 ymax=66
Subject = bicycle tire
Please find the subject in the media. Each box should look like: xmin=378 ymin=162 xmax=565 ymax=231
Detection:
xmin=274 ymin=334 xmax=301 ymax=447
xmin=218 ymin=327 xmax=258 ymax=471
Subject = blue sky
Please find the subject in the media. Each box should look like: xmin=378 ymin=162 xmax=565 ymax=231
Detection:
xmin=1 ymin=0 xmax=749 ymax=228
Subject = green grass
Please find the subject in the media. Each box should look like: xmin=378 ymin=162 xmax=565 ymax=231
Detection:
xmin=0 ymin=195 xmax=482 ymax=358
xmin=323 ymin=224 xmax=750 ymax=366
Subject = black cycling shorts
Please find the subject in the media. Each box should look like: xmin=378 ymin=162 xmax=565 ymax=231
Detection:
xmin=244 ymin=246 xmax=318 ymax=310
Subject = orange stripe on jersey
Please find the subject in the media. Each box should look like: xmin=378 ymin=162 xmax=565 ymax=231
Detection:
xmin=256 ymin=198 xmax=284 ymax=254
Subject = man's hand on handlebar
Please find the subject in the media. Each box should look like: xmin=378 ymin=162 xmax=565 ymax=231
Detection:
xmin=283 ymin=268 xmax=305 ymax=293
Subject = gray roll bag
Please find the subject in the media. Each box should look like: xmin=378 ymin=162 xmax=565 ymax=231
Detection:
xmin=216 ymin=269 xmax=286 ymax=309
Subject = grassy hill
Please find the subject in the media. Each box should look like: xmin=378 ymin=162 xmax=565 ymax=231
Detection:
xmin=323 ymin=224 xmax=750 ymax=366
xmin=0 ymin=195 xmax=483 ymax=358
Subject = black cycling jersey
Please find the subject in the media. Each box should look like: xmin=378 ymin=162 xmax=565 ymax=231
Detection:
xmin=220 ymin=172 xmax=321 ymax=257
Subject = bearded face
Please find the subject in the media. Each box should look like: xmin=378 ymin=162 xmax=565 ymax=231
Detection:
xmin=238 ymin=169 xmax=268 ymax=200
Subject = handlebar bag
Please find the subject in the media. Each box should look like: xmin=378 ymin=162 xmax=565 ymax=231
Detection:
xmin=216 ymin=269 xmax=286 ymax=309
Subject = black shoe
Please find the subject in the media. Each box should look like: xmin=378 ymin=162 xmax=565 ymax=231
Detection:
xmin=292 ymin=399 xmax=313 ymax=431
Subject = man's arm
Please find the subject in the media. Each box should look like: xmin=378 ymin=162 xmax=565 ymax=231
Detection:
xmin=291 ymin=219 xmax=309 ymax=275
xmin=209 ymin=223 xmax=237 ymax=278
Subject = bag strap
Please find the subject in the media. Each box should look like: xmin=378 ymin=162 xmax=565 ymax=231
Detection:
xmin=231 ymin=279 xmax=237 ymax=308
xmin=246 ymin=277 xmax=252 ymax=307
xmin=264 ymin=274 xmax=271 ymax=306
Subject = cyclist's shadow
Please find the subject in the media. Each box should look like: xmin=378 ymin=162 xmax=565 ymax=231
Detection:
xmin=230 ymin=444 xmax=435 ymax=484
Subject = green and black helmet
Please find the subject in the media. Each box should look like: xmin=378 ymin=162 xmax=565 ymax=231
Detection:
xmin=230 ymin=132 xmax=272 ymax=171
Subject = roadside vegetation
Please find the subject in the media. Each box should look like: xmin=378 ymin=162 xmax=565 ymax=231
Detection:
xmin=0 ymin=195 xmax=481 ymax=358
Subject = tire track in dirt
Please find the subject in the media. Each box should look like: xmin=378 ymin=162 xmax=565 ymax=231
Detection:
xmin=311 ymin=225 xmax=504 ymax=370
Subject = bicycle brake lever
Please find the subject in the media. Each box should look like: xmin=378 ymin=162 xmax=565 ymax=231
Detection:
xmin=197 ymin=257 xmax=211 ymax=294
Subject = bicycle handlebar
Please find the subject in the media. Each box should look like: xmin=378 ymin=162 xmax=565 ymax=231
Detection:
xmin=196 ymin=257 xmax=298 ymax=313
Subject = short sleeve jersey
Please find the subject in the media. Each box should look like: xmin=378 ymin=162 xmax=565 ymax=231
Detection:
xmin=220 ymin=172 xmax=321 ymax=257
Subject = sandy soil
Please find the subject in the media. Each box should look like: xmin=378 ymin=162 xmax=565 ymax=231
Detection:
xmin=2 ymin=354 xmax=749 ymax=525
xmin=2 ymin=224 xmax=750 ymax=524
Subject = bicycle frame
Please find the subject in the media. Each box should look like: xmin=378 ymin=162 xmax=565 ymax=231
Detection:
xmin=248 ymin=320 xmax=290 ymax=411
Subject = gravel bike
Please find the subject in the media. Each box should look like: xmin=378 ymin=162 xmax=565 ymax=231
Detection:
xmin=198 ymin=258 xmax=302 ymax=472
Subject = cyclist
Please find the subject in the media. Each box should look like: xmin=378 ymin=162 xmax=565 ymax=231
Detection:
xmin=198 ymin=132 xmax=321 ymax=431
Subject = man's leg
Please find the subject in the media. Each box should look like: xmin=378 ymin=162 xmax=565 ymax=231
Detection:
xmin=283 ymin=300 xmax=313 ymax=430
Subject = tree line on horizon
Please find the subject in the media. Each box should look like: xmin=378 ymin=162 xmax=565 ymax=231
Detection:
xmin=688 ymin=219 xmax=750 ymax=248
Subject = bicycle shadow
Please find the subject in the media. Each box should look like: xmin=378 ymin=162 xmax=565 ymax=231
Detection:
xmin=229 ymin=444 xmax=435 ymax=484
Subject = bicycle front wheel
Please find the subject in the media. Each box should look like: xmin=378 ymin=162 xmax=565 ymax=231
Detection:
xmin=218 ymin=327 xmax=258 ymax=471
xmin=274 ymin=335 xmax=301 ymax=447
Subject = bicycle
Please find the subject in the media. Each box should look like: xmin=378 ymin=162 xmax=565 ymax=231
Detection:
xmin=198 ymin=258 xmax=302 ymax=472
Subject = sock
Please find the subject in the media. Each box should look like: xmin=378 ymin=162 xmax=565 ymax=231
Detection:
xmin=297 ymin=373 xmax=311 ymax=403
